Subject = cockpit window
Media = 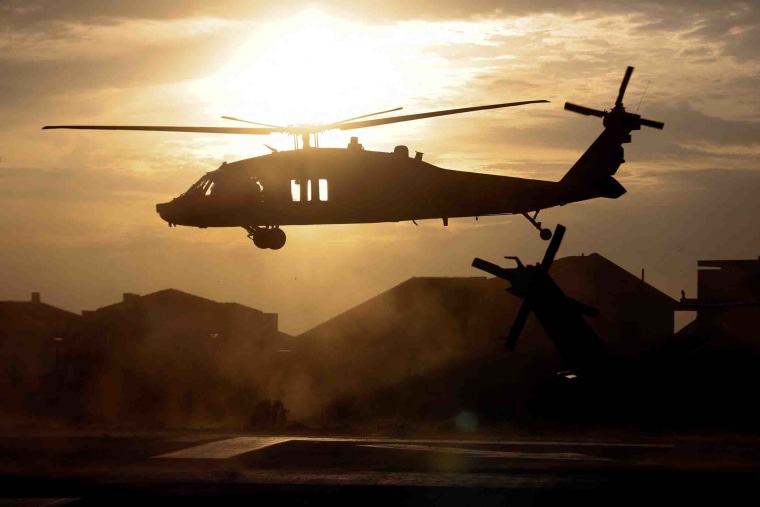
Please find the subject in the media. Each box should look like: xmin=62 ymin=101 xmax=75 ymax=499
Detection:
xmin=183 ymin=174 xmax=214 ymax=197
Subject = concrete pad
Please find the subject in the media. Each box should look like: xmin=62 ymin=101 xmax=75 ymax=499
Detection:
xmin=359 ymin=443 xmax=612 ymax=461
xmin=154 ymin=436 xmax=291 ymax=459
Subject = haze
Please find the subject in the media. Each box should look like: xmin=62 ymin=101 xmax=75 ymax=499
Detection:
xmin=1 ymin=1 xmax=759 ymax=334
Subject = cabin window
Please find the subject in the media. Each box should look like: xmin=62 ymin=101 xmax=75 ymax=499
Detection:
xmin=291 ymin=180 xmax=301 ymax=201
xmin=291 ymin=179 xmax=328 ymax=202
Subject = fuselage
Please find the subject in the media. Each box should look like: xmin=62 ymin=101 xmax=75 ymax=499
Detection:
xmin=156 ymin=146 xmax=575 ymax=228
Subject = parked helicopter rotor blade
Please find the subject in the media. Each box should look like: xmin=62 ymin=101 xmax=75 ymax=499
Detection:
xmin=640 ymin=118 xmax=665 ymax=130
xmin=564 ymin=102 xmax=606 ymax=118
xmin=472 ymin=257 xmax=506 ymax=278
xmin=539 ymin=224 xmax=566 ymax=270
xmin=331 ymin=107 xmax=403 ymax=125
xmin=332 ymin=100 xmax=549 ymax=131
xmin=221 ymin=116 xmax=283 ymax=128
xmin=615 ymin=66 xmax=634 ymax=108
xmin=506 ymin=300 xmax=531 ymax=351
xmin=42 ymin=125 xmax=276 ymax=135
xmin=471 ymin=258 xmax=521 ymax=283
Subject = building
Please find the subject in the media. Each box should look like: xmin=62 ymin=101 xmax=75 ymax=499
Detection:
xmin=550 ymin=253 xmax=677 ymax=356
xmin=0 ymin=293 xmax=80 ymax=417
xmin=285 ymin=253 xmax=677 ymax=423
xmin=668 ymin=257 xmax=760 ymax=428
xmin=0 ymin=288 xmax=285 ymax=427
xmin=0 ymin=287 xmax=289 ymax=427
xmin=678 ymin=257 xmax=760 ymax=352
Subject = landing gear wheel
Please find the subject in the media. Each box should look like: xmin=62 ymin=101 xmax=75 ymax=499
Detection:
xmin=269 ymin=228 xmax=286 ymax=250
xmin=253 ymin=231 xmax=269 ymax=249
xmin=244 ymin=226 xmax=286 ymax=250
xmin=539 ymin=228 xmax=552 ymax=241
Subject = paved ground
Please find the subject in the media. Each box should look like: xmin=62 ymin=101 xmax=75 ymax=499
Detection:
xmin=0 ymin=431 xmax=758 ymax=505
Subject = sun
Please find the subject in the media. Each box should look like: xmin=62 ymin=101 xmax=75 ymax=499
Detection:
xmin=192 ymin=9 xmax=409 ymax=130
xmin=184 ymin=9 xmax=484 ymax=157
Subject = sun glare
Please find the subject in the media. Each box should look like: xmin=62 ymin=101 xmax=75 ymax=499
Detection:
xmin=186 ymin=9 xmax=477 ymax=154
xmin=182 ymin=9 xmax=545 ymax=159
xmin=192 ymin=10 xmax=408 ymax=127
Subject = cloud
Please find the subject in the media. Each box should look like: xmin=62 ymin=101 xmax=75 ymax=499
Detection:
xmin=3 ymin=1 xmax=758 ymax=30
xmin=0 ymin=20 xmax=246 ymax=114
xmin=1 ymin=2 xmax=759 ymax=336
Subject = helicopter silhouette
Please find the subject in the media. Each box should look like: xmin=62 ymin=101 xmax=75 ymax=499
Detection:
xmin=471 ymin=224 xmax=708 ymax=424
xmin=472 ymin=224 xmax=611 ymax=372
xmin=44 ymin=66 xmax=662 ymax=250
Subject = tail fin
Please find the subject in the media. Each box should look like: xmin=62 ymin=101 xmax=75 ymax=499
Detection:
xmin=559 ymin=66 xmax=664 ymax=199
xmin=559 ymin=128 xmax=630 ymax=198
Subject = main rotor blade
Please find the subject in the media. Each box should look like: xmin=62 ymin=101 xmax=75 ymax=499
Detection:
xmin=564 ymin=102 xmax=606 ymax=118
xmin=640 ymin=118 xmax=664 ymax=130
xmin=565 ymin=297 xmax=600 ymax=318
xmin=615 ymin=66 xmax=634 ymax=108
xmin=331 ymin=107 xmax=403 ymax=125
xmin=46 ymin=101 xmax=548 ymax=137
xmin=42 ymin=125 xmax=276 ymax=135
xmin=221 ymin=116 xmax=283 ymax=128
xmin=540 ymin=224 xmax=565 ymax=270
xmin=506 ymin=301 xmax=531 ymax=351
xmin=333 ymin=100 xmax=549 ymax=131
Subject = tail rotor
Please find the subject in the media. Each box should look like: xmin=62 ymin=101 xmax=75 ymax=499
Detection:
xmin=564 ymin=66 xmax=664 ymax=131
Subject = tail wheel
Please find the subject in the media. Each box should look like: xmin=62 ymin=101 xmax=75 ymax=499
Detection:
xmin=522 ymin=211 xmax=553 ymax=241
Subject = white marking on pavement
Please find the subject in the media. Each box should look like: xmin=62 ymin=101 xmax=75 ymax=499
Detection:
xmin=153 ymin=434 xmax=670 ymax=460
xmin=155 ymin=437 xmax=291 ymax=459
xmin=359 ymin=443 xmax=612 ymax=461
xmin=332 ymin=438 xmax=672 ymax=448
xmin=161 ymin=435 xmax=220 ymax=443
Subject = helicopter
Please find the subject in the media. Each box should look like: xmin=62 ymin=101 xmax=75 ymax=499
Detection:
xmin=44 ymin=66 xmax=663 ymax=250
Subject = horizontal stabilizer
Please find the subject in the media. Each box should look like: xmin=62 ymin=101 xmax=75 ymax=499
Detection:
xmin=592 ymin=176 xmax=627 ymax=199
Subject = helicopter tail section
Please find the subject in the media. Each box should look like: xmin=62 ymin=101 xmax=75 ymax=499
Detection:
xmin=557 ymin=124 xmax=631 ymax=199
xmin=558 ymin=66 xmax=664 ymax=201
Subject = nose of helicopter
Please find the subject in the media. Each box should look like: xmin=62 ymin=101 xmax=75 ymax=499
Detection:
xmin=156 ymin=201 xmax=178 ymax=225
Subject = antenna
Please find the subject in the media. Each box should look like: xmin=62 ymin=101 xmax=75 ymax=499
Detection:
xmin=635 ymin=80 xmax=650 ymax=114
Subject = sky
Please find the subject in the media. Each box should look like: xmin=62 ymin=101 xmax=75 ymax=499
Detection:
xmin=1 ymin=1 xmax=759 ymax=334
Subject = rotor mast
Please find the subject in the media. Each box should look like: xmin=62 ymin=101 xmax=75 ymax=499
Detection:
xmin=300 ymin=132 xmax=314 ymax=149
